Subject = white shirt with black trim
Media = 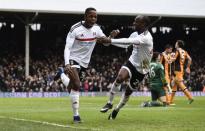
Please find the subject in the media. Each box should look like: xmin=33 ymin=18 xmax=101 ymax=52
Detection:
xmin=111 ymin=31 xmax=153 ymax=74
xmin=64 ymin=21 xmax=105 ymax=68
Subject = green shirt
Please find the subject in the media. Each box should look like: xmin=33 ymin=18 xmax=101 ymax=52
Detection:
xmin=149 ymin=61 xmax=167 ymax=89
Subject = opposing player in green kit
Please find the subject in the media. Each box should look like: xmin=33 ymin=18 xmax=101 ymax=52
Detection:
xmin=141 ymin=52 xmax=169 ymax=107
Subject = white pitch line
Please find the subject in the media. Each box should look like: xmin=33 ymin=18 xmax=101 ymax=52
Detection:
xmin=0 ymin=116 xmax=100 ymax=131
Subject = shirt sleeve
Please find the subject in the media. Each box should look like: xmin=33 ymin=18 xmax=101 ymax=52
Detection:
xmin=111 ymin=35 xmax=146 ymax=45
xmin=97 ymin=27 xmax=106 ymax=37
xmin=185 ymin=51 xmax=189 ymax=59
xmin=64 ymin=31 xmax=75 ymax=65
xmin=110 ymin=32 xmax=136 ymax=48
xmin=174 ymin=50 xmax=179 ymax=60
xmin=159 ymin=65 xmax=167 ymax=86
xmin=111 ymin=43 xmax=130 ymax=48
xmin=160 ymin=53 xmax=164 ymax=63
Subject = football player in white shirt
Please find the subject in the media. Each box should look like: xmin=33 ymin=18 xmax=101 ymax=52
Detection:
xmin=54 ymin=7 xmax=118 ymax=123
xmin=98 ymin=15 xmax=153 ymax=120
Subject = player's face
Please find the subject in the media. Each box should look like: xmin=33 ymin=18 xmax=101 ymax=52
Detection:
xmin=166 ymin=47 xmax=173 ymax=53
xmin=133 ymin=17 xmax=145 ymax=32
xmin=85 ymin=10 xmax=97 ymax=27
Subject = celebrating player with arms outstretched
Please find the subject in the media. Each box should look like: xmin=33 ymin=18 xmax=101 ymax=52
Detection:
xmin=97 ymin=15 xmax=153 ymax=120
xmin=54 ymin=7 xmax=118 ymax=123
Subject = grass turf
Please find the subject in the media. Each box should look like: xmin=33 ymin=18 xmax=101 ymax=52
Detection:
xmin=0 ymin=96 xmax=204 ymax=131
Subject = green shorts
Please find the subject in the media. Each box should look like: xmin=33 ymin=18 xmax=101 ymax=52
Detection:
xmin=150 ymin=85 xmax=165 ymax=101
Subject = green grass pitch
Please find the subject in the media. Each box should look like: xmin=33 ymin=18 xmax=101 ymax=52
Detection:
xmin=0 ymin=96 xmax=204 ymax=131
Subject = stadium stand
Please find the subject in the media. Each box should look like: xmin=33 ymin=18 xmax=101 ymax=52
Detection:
xmin=0 ymin=21 xmax=205 ymax=92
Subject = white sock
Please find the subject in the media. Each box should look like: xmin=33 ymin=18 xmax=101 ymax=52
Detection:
xmin=60 ymin=73 xmax=70 ymax=87
xmin=70 ymin=89 xmax=80 ymax=116
xmin=108 ymin=82 xmax=121 ymax=104
xmin=115 ymin=92 xmax=130 ymax=111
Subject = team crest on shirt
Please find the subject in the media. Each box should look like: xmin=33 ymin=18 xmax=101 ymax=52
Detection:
xmin=80 ymin=34 xmax=84 ymax=37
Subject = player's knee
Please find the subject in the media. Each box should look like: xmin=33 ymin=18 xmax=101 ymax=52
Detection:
xmin=182 ymin=87 xmax=188 ymax=92
xmin=116 ymin=74 xmax=125 ymax=83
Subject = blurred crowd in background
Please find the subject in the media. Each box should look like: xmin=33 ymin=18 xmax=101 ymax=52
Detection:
xmin=0 ymin=23 xmax=205 ymax=92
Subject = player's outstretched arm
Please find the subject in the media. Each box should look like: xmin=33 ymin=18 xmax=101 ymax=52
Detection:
xmin=97 ymin=37 xmax=111 ymax=43
xmin=97 ymin=29 xmax=120 ymax=44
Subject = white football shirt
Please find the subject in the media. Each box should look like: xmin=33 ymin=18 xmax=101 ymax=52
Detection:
xmin=64 ymin=21 xmax=105 ymax=68
xmin=111 ymin=31 xmax=153 ymax=74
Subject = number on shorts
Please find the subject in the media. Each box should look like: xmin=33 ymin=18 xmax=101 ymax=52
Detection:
xmin=133 ymin=79 xmax=140 ymax=86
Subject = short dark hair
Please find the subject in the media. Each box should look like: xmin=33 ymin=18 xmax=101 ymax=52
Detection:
xmin=165 ymin=44 xmax=172 ymax=49
xmin=177 ymin=40 xmax=185 ymax=48
xmin=143 ymin=16 xmax=151 ymax=26
xmin=152 ymin=52 xmax=160 ymax=61
xmin=85 ymin=7 xmax=96 ymax=15
xmin=135 ymin=15 xmax=151 ymax=26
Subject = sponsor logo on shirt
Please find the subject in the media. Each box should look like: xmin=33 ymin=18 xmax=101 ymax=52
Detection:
xmin=76 ymin=38 xmax=96 ymax=46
